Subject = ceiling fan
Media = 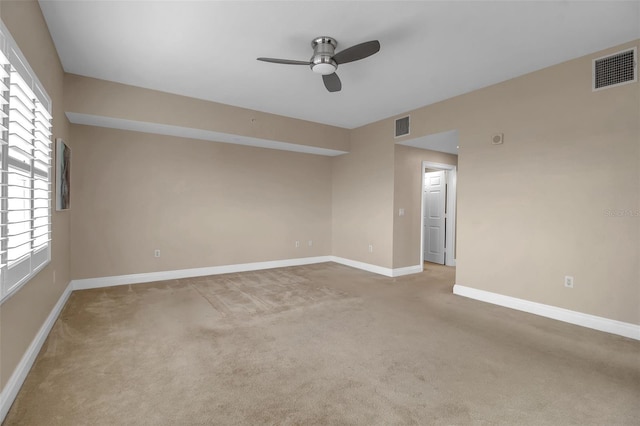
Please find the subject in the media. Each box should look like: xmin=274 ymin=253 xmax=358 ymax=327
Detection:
xmin=257 ymin=36 xmax=380 ymax=93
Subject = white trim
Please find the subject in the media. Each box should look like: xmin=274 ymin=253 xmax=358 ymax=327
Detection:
xmin=329 ymin=256 xmax=394 ymax=277
xmin=421 ymin=161 xmax=457 ymax=267
xmin=72 ymin=256 xmax=425 ymax=291
xmin=0 ymin=19 xmax=54 ymax=305
xmin=72 ymin=256 xmax=333 ymax=290
xmin=453 ymin=284 xmax=640 ymax=341
xmin=65 ymin=113 xmax=348 ymax=157
xmin=420 ymin=167 xmax=425 ymax=266
xmin=0 ymin=19 xmax=51 ymax=108
xmin=396 ymin=129 xmax=459 ymax=155
xmin=390 ymin=264 xmax=423 ymax=277
xmin=0 ymin=256 xmax=419 ymax=422
xmin=329 ymin=256 xmax=422 ymax=278
xmin=446 ymin=168 xmax=457 ymax=267
xmin=0 ymin=281 xmax=72 ymax=423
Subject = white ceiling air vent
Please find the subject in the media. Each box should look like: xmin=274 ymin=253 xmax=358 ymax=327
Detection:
xmin=593 ymin=47 xmax=637 ymax=91
xmin=395 ymin=116 xmax=410 ymax=138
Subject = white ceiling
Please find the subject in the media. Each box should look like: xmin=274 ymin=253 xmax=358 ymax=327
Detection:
xmin=39 ymin=1 xmax=639 ymax=129
xmin=398 ymin=129 xmax=459 ymax=155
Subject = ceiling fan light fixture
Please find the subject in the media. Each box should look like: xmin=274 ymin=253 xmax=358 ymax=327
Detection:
xmin=311 ymin=62 xmax=337 ymax=75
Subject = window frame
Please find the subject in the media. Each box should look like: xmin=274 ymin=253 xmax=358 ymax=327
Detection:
xmin=0 ymin=19 xmax=53 ymax=304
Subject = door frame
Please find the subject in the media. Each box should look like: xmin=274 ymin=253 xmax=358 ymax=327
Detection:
xmin=420 ymin=161 xmax=457 ymax=267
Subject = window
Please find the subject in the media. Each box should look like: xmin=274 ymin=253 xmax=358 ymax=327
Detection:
xmin=0 ymin=20 xmax=53 ymax=303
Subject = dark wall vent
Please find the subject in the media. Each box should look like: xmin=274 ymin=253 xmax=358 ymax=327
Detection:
xmin=593 ymin=48 xmax=636 ymax=91
xmin=395 ymin=116 xmax=410 ymax=138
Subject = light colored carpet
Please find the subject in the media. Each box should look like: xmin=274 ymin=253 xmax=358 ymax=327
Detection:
xmin=4 ymin=262 xmax=639 ymax=425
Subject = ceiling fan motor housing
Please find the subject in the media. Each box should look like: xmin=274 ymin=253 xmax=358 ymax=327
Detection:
xmin=310 ymin=36 xmax=337 ymax=75
xmin=257 ymin=36 xmax=379 ymax=92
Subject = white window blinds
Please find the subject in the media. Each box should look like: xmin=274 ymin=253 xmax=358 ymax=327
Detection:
xmin=0 ymin=21 xmax=53 ymax=303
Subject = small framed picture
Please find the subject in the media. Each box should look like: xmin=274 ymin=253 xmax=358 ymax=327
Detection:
xmin=56 ymin=138 xmax=70 ymax=211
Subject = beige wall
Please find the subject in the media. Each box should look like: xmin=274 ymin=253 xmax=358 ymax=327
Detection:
xmin=65 ymin=74 xmax=346 ymax=281
xmin=64 ymin=74 xmax=350 ymax=153
xmin=70 ymin=125 xmax=332 ymax=279
xmin=1 ymin=2 xmax=638 ymax=401
xmin=456 ymin=41 xmax=639 ymax=325
xmin=331 ymin=120 xmax=395 ymax=268
xmin=393 ymin=146 xmax=458 ymax=268
xmin=0 ymin=1 xmax=71 ymax=390
xmin=353 ymin=40 xmax=639 ymax=325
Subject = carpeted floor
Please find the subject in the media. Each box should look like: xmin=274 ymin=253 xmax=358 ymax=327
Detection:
xmin=4 ymin=262 xmax=640 ymax=425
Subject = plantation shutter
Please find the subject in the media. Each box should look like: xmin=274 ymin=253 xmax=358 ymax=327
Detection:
xmin=0 ymin=20 xmax=53 ymax=302
xmin=0 ymin=50 xmax=9 ymax=294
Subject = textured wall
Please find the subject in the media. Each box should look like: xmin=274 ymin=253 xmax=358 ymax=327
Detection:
xmin=349 ymin=40 xmax=639 ymax=324
xmin=70 ymin=125 xmax=332 ymax=279
xmin=0 ymin=1 xmax=71 ymax=390
xmin=2 ymin=2 xmax=638 ymax=402
xmin=64 ymin=74 xmax=350 ymax=153
xmin=393 ymin=145 xmax=458 ymax=268
xmin=452 ymin=41 xmax=640 ymax=324
xmin=331 ymin=120 xmax=395 ymax=268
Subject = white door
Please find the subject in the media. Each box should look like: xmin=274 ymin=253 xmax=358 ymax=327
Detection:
xmin=424 ymin=171 xmax=446 ymax=264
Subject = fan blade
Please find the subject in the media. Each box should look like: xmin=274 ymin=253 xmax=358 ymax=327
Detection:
xmin=257 ymin=57 xmax=311 ymax=65
xmin=333 ymin=40 xmax=380 ymax=65
xmin=322 ymin=73 xmax=342 ymax=92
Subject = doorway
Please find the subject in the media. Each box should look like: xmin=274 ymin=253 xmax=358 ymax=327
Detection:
xmin=421 ymin=161 xmax=456 ymax=267
xmin=424 ymin=170 xmax=446 ymax=264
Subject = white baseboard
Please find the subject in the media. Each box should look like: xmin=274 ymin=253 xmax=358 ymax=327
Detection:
xmin=329 ymin=256 xmax=394 ymax=277
xmin=0 ymin=255 xmax=423 ymax=423
xmin=72 ymin=256 xmax=424 ymax=291
xmin=3 ymin=255 xmax=403 ymax=423
xmin=453 ymin=284 xmax=640 ymax=341
xmin=329 ymin=257 xmax=422 ymax=278
xmin=390 ymin=264 xmax=423 ymax=277
xmin=0 ymin=281 xmax=73 ymax=423
xmin=3 ymin=265 xmax=635 ymax=426
xmin=71 ymin=256 xmax=333 ymax=290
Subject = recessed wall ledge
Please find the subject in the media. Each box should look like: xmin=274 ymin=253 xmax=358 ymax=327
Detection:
xmin=63 ymin=73 xmax=351 ymax=155
xmin=65 ymin=112 xmax=348 ymax=156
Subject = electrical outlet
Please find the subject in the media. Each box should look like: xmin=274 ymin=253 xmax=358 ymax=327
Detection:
xmin=154 ymin=249 xmax=161 ymax=258
xmin=308 ymin=240 xmax=313 ymax=247
xmin=399 ymin=208 xmax=405 ymax=216
xmin=368 ymin=244 xmax=373 ymax=253
xmin=564 ymin=276 xmax=574 ymax=288
xmin=295 ymin=241 xmax=300 ymax=248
